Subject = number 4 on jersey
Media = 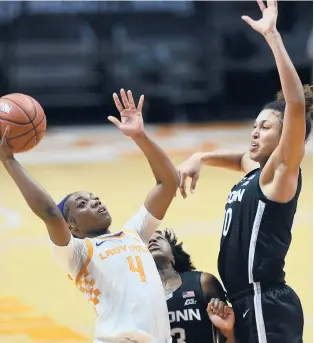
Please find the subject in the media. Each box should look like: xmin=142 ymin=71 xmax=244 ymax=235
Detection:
xmin=127 ymin=256 xmax=146 ymax=282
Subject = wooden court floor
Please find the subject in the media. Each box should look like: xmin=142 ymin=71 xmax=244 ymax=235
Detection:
xmin=0 ymin=132 xmax=312 ymax=343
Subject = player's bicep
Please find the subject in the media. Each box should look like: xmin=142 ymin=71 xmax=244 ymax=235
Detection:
xmin=277 ymin=104 xmax=306 ymax=169
xmin=123 ymin=205 xmax=161 ymax=244
xmin=50 ymin=235 xmax=88 ymax=278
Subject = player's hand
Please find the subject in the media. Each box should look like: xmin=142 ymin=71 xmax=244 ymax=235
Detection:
xmin=242 ymin=0 xmax=278 ymax=37
xmin=108 ymin=89 xmax=144 ymax=138
xmin=0 ymin=126 xmax=14 ymax=161
xmin=176 ymin=153 xmax=202 ymax=198
xmin=207 ymin=298 xmax=235 ymax=338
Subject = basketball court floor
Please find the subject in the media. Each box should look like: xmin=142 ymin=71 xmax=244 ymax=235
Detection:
xmin=0 ymin=124 xmax=312 ymax=343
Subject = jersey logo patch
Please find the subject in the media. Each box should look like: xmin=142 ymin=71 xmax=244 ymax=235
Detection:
xmin=182 ymin=290 xmax=195 ymax=298
xmin=96 ymin=241 xmax=108 ymax=247
xmin=184 ymin=298 xmax=197 ymax=306
xmin=243 ymin=308 xmax=250 ymax=318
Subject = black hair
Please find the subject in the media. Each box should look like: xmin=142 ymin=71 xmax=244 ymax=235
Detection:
xmin=156 ymin=229 xmax=196 ymax=273
xmin=263 ymin=84 xmax=313 ymax=141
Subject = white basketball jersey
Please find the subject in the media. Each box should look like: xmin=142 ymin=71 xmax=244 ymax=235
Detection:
xmin=73 ymin=230 xmax=171 ymax=343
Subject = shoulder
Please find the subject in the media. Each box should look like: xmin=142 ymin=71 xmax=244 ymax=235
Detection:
xmin=123 ymin=205 xmax=161 ymax=243
xmin=123 ymin=229 xmax=143 ymax=242
xmin=124 ymin=205 xmax=159 ymax=227
xmin=50 ymin=235 xmax=90 ymax=279
xmin=200 ymin=272 xmax=226 ymax=302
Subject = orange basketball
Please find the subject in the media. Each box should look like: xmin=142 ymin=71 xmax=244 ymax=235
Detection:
xmin=0 ymin=93 xmax=47 ymax=153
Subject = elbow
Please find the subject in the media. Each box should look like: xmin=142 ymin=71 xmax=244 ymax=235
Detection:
xmin=162 ymin=171 xmax=179 ymax=190
xmin=277 ymin=146 xmax=305 ymax=171
xmin=285 ymin=92 xmax=305 ymax=110
xmin=157 ymin=163 xmax=180 ymax=189
xmin=158 ymin=172 xmax=179 ymax=196
xmin=171 ymin=167 xmax=181 ymax=189
xmin=287 ymin=100 xmax=305 ymax=110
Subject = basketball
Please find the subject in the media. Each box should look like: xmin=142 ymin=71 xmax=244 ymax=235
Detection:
xmin=0 ymin=93 xmax=47 ymax=153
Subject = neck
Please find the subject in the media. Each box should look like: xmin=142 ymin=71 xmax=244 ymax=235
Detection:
xmin=259 ymin=161 xmax=267 ymax=168
xmin=158 ymin=263 xmax=178 ymax=280
xmin=259 ymin=155 xmax=270 ymax=168
xmin=87 ymin=228 xmax=111 ymax=238
xmin=157 ymin=263 xmax=182 ymax=294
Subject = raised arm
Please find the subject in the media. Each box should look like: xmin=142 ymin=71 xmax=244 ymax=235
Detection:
xmin=242 ymin=0 xmax=307 ymax=201
xmin=109 ymin=90 xmax=178 ymax=240
xmin=177 ymin=150 xmax=258 ymax=198
xmin=133 ymin=132 xmax=179 ymax=215
xmin=0 ymin=127 xmax=70 ymax=246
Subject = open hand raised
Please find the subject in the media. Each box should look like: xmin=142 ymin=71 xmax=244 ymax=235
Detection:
xmin=242 ymin=0 xmax=278 ymax=37
xmin=108 ymin=89 xmax=144 ymax=138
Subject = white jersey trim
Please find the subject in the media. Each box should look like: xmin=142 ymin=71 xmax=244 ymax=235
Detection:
xmin=248 ymin=200 xmax=267 ymax=343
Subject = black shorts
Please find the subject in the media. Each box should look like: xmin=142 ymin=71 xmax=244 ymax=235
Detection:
xmin=231 ymin=283 xmax=304 ymax=343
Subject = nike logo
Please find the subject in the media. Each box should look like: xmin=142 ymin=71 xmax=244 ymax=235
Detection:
xmin=243 ymin=309 xmax=250 ymax=318
xmin=96 ymin=241 xmax=107 ymax=247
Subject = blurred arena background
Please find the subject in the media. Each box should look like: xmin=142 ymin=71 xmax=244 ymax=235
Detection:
xmin=0 ymin=1 xmax=312 ymax=343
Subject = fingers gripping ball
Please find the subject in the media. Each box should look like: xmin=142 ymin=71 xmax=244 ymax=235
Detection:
xmin=0 ymin=94 xmax=47 ymax=153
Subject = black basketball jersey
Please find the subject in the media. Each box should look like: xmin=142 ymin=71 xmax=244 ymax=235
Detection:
xmin=218 ymin=168 xmax=302 ymax=298
xmin=167 ymin=271 xmax=217 ymax=343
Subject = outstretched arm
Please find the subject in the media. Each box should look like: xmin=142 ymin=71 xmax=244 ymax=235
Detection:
xmin=0 ymin=127 xmax=70 ymax=246
xmin=132 ymin=132 xmax=179 ymax=220
xmin=177 ymin=150 xmax=258 ymax=198
xmin=196 ymin=150 xmax=257 ymax=173
xmin=242 ymin=0 xmax=306 ymax=202
xmin=109 ymin=90 xmax=179 ymax=242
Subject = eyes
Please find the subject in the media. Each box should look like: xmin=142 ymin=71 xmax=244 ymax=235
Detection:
xmin=253 ymin=124 xmax=270 ymax=130
xmin=78 ymin=201 xmax=86 ymax=208
xmin=77 ymin=197 xmax=100 ymax=208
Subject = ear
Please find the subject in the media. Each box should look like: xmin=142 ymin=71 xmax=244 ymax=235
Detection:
xmin=69 ymin=225 xmax=76 ymax=232
xmin=68 ymin=216 xmax=78 ymax=233
xmin=70 ymin=226 xmax=84 ymax=239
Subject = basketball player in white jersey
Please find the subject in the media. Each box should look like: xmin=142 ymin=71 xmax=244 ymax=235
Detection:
xmin=0 ymin=89 xmax=179 ymax=343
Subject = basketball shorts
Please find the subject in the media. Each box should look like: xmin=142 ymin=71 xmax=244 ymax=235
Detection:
xmin=231 ymin=284 xmax=304 ymax=343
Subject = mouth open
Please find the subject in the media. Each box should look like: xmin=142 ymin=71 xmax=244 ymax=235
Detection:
xmin=250 ymin=143 xmax=258 ymax=152
xmin=148 ymin=244 xmax=159 ymax=251
xmin=98 ymin=206 xmax=107 ymax=214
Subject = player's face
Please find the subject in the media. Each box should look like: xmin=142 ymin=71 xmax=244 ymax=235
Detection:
xmin=249 ymin=110 xmax=281 ymax=165
xmin=148 ymin=233 xmax=173 ymax=266
xmin=66 ymin=191 xmax=112 ymax=238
